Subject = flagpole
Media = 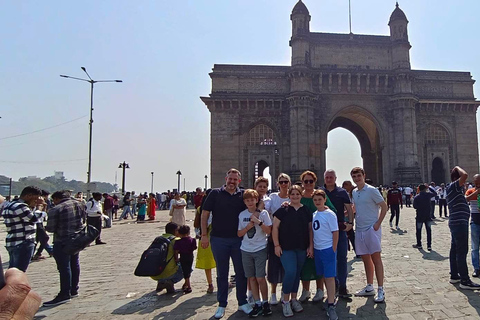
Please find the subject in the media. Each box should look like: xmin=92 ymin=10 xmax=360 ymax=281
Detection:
xmin=349 ymin=0 xmax=352 ymax=34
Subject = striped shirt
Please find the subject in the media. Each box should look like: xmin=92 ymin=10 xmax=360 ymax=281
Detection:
xmin=446 ymin=180 xmax=470 ymax=226
xmin=2 ymin=199 xmax=40 ymax=247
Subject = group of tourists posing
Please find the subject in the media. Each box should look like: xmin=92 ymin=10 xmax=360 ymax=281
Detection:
xmin=154 ymin=167 xmax=388 ymax=320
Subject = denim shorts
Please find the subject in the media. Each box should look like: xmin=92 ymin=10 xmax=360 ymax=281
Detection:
xmin=314 ymin=247 xmax=337 ymax=278
xmin=241 ymin=248 xmax=267 ymax=278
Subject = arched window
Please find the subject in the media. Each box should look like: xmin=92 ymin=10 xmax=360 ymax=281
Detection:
xmin=425 ymin=125 xmax=449 ymax=145
xmin=247 ymin=124 xmax=277 ymax=146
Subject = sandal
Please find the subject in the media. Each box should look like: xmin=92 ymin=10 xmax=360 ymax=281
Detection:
xmin=184 ymin=287 xmax=192 ymax=294
xmin=207 ymin=284 xmax=214 ymax=294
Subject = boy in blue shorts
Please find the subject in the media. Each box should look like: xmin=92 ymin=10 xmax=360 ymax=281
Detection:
xmin=311 ymin=189 xmax=339 ymax=320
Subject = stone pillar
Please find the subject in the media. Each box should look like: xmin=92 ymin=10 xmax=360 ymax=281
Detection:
xmin=390 ymin=96 xmax=421 ymax=185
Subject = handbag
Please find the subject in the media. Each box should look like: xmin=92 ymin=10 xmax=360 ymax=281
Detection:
xmin=63 ymin=224 xmax=100 ymax=255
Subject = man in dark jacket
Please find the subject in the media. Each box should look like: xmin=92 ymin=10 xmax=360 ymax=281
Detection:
xmin=413 ymin=184 xmax=433 ymax=251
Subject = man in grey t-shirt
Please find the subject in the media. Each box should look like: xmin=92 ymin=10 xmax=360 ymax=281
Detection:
xmin=350 ymin=167 xmax=387 ymax=303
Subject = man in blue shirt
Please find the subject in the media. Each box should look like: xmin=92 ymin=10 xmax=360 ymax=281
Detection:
xmin=412 ymin=184 xmax=433 ymax=250
xmin=201 ymin=168 xmax=252 ymax=319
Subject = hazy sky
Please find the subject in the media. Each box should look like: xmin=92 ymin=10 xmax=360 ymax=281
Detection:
xmin=1 ymin=1 xmax=479 ymax=192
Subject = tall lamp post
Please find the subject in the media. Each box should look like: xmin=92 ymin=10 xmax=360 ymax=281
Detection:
xmin=118 ymin=162 xmax=130 ymax=195
xmin=204 ymin=175 xmax=208 ymax=190
xmin=176 ymin=170 xmax=182 ymax=193
xmin=60 ymin=67 xmax=122 ymax=198
xmin=151 ymin=172 xmax=154 ymax=194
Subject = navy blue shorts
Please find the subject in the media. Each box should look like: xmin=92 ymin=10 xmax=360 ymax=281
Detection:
xmin=314 ymin=247 xmax=337 ymax=278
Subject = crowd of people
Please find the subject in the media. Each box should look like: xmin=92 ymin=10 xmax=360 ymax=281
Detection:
xmin=2 ymin=164 xmax=480 ymax=319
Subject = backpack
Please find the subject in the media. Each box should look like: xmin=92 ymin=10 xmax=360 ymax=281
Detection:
xmin=134 ymin=235 xmax=175 ymax=277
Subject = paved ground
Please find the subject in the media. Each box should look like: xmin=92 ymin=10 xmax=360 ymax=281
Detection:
xmin=2 ymin=207 xmax=480 ymax=319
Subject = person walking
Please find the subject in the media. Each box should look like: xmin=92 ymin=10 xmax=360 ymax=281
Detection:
xmin=147 ymin=193 xmax=157 ymax=220
xmin=465 ymin=174 xmax=480 ymax=277
xmin=387 ymin=181 xmax=403 ymax=230
xmin=44 ymin=190 xmax=85 ymax=306
xmin=86 ymin=192 xmax=106 ymax=245
xmin=169 ymin=192 xmax=186 ymax=226
xmin=2 ymin=186 xmax=43 ymax=272
xmin=102 ymin=193 xmax=114 ymax=228
xmin=412 ymin=184 xmax=433 ymax=251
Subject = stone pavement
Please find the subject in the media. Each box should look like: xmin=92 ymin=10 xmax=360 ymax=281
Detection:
xmin=2 ymin=207 xmax=480 ymax=319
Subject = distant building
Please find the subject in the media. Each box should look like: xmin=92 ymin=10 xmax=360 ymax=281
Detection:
xmin=201 ymin=1 xmax=479 ymax=187
xmin=54 ymin=171 xmax=64 ymax=180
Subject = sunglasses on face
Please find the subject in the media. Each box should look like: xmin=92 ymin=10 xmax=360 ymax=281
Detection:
xmin=278 ymin=181 xmax=289 ymax=185
xmin=303 ymin=179 xmax=315 ymax=184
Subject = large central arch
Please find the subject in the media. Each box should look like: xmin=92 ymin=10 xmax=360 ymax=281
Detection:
xmin=326 ymin=106 xmax=384 ymax=185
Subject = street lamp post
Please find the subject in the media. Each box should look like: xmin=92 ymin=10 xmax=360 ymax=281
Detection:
xmin=151 ymin=172 xmax=154 ymax=194
xmin=204 ymin=175 xmax=208 ymax=190
xmin=176 ymin=170 xmax=182 ymax=193
xmin=60 ymin=67 xmax=122 ymax=198
xmin=118 ymin=162 xmax=130 ymax=195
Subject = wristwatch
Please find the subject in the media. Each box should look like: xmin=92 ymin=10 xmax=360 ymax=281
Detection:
xmin=258 ymin=221 xmax=263 ymax=226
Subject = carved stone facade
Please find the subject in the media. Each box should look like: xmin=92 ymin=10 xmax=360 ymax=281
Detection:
xmin=201 ymin=1 xmax=479 ymax=188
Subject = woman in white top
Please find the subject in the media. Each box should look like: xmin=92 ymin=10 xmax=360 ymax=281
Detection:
xmin=263 ymin=173 xmax=291 ymax=305
xmin=169 ymin=192 xmax=187 ymax=226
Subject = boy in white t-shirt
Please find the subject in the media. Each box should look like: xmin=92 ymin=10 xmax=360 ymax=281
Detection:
xmin=311 ymin=189 xmax=339 ymax=320
xmin=238 ymin=189 xmax=273 ymax=317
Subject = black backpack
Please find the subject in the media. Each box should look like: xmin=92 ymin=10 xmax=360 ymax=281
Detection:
xmin=134 ymin=235 xmax=175 ymax=277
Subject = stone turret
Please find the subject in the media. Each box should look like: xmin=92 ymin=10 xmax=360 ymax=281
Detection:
xmin=290 ymin=0 xmax=311 ymax=67
xmin=389 ymin=2 xmax=411 ymax=70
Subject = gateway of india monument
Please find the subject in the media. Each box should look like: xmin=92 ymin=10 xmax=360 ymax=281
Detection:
xmin=201 ymin=1 xmax=479 ymax=188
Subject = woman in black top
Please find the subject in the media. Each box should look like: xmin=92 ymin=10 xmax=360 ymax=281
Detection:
xmin=272 ymin=185 xmax=313 ymax=316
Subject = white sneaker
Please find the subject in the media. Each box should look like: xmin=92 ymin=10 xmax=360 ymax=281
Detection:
xmin=354 ymin=286 xmax=375 ymax=296
xmin=269 ymin=293 xmax=278 ymax=305
xmin=312 ymin=289 xmax=324 ymax=302
xmin=374 ymin=289 xmax=385 ymax=303
xmin=282 ymin=301 xmax=294 ymax=317
xmin=214 ymin=306 xmax=225 ymax=319
xmin=298 ymin=289 xmax=311 ymax=302
xmin=290 ymin=299 xmax=303 ymax=312
xmin=238 ymin=303 xmax=253 ymax=315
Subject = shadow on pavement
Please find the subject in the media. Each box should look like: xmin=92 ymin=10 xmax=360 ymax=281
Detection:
xmin=355 ymin=297 xmax=389 ymax=319
xmin=455 ymin=286 xmax=480 ymax=318
xmin=150 ymin=295 xmax=217 ymax=320
xmin=111 ymin=290 xmax=183 ymax=316
xmin=418 ymin=249 xmax=448 ymax=261
xmin=390 ymin=228 xmax=407 ymax=235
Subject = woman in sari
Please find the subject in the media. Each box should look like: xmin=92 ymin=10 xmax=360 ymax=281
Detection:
xmin=147 ymin=193 xmax=157 ymax=220
xmin=136 ymin=194 xmax=147 ymax=221
xmin=170 ymin=192 xmax=186 ymax=226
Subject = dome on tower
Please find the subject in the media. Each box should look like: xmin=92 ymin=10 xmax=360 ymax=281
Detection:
xmin=389 ymin=2 xmax=408 ymax=24
xmin=292 ymin=0 xmax=309 ymax=15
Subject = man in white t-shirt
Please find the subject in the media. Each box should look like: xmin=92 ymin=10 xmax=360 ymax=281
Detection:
xmin=403 ymin=186 xmax=413 ymax=207
xmin=86 ymin=192 xmax=106 ymax=245
xmin=350 ymin=167 xmax=387 ymax=303
xmin=238 ymin=189 xmax=273 ymax=317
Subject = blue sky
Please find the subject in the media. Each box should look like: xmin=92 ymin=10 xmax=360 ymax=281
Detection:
xmin=1 ymin=0 xmax=479 ymax=192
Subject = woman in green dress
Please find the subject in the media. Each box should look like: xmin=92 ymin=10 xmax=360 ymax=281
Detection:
xmin=298 ymin=170 xmax=337 ymax=303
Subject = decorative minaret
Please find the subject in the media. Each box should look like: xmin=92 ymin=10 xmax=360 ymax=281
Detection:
xmin=388 ymin=3 xmax=421 ymax=184
xmin=288 ymin=1 xmax=317 ymax=180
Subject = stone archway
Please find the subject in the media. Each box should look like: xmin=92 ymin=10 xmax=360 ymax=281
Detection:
xmin=431 ymin=157 xmax=445 ymax=185
xmin=326 ymin=106 xmax=384 ymax=185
